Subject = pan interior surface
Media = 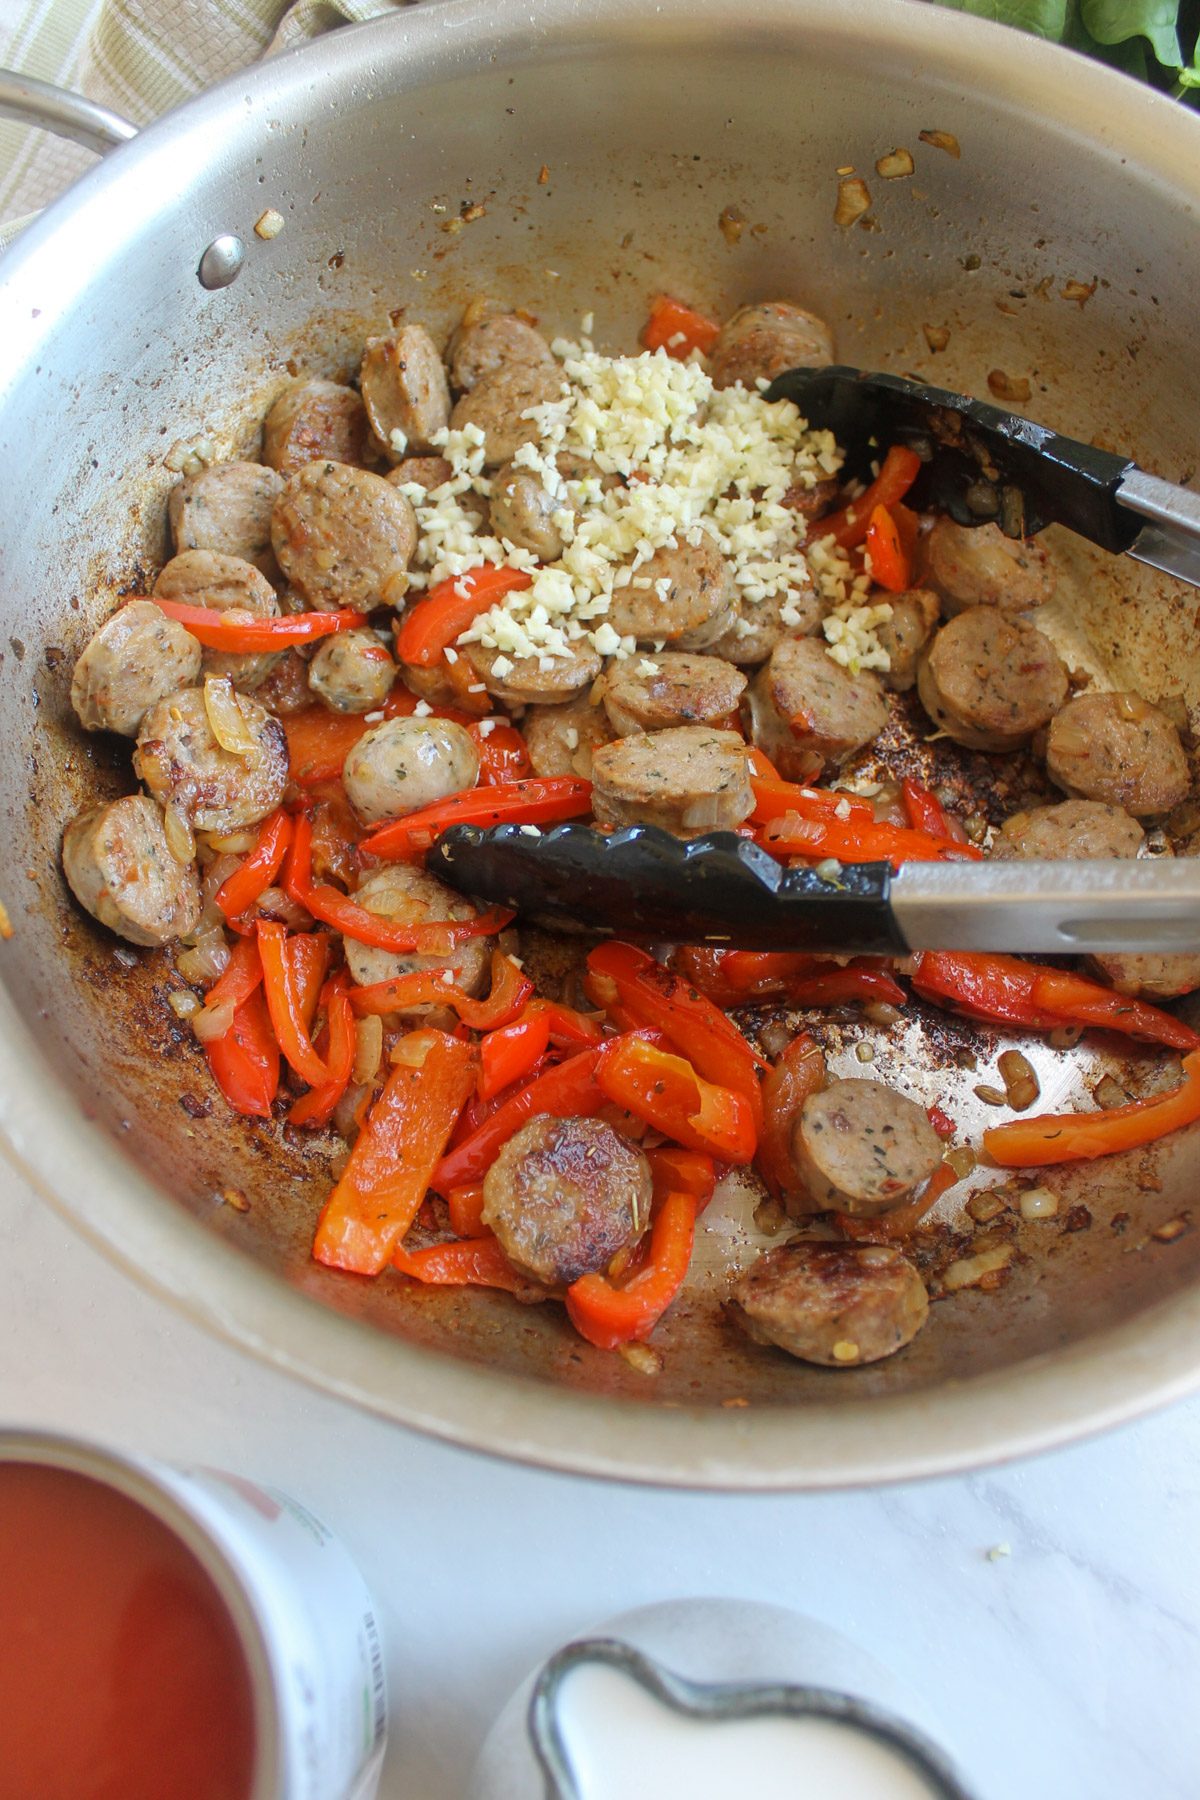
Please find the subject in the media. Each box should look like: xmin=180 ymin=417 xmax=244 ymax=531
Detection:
xmin=3 ymin=0 xmax=1200 ymax=1485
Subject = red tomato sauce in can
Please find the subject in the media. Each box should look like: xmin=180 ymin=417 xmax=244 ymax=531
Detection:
xmin=0 ymin=1462 xmax=256 ymax=1800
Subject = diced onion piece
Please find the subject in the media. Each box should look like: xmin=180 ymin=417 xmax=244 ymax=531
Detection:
xmin=987 ymin=369 xmax=1031 ymax=405
xmin=204 ymin=674 xmax=257 ymax=756
xmin=834 ymin=178 xmax=872 ymax=227
xmin=168 ymin=990 xmax=202 ymax=1019
xmin=918 ymin=129 xmax=961 ymax=158
xmin=175 ymin=930 xmax=231 ymax=986
xmin=192 ymin=995 xmax=237 ymax=1043
xmin=1019 ymin=1186 xmax=1059 ymax=1221
xmin=875 ymin=148 xmax=914 ymax=180
xmin=352 ymin=1014 xmax=384 ymax=1087
xmin=942 ymin=1242 xmax=1014 ymax=1292
xmin=162 ymin=801 xmax=196 ymax=866
xmin=203 ymin=829 xmax=258 ymax=855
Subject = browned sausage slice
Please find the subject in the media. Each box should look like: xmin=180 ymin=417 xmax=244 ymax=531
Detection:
xmin=342 ymin=716 xmax=479 ymax=825
xmin=62 ymin=795 xmax=202 ymax=947
xmin=449 ymin=361 xmax=565 ymax=468
xmin=387 ymin=455 xmax=454 ymax=494
xmin=168 ymin=461 xmax=284 ymax=577
xmin=710 ymin=583 xmax=823 ymax=667
xmin=1043 ymin=690 xmax=1189 ymax=818
xmin=601 ymin=652 xmax=746 ymax=736
xmin=263 ymin=379 xmax=369 ymax=476
xmin=920 ymin=517 xmax=1055 ymax=616
xmin=732 ymin=1242 xmax=928 ymax=1365
xmin=875 ymin=588 xmax=939 ymax=692
xmin=154 ymin=550 xmax=282 ymax=692
xmin=272 ymin=461 xmax=417 ymax=613
xmin=489 ymin=461 xmax=568 ymax=560
xmin=462 ymin=639 xmax=601 ymax=706
xmin=341 ymin=862 xmax=489 ymax=994
xmin=607 ymin=539 xmax=739 ymax=650
xmin=360 ymin=324 xmax=451 ymax=457
xmin=480 ymin=1115 xmax=652 ymax=1287
xmin=590 ymin=725 xmax=753 ymax=836
xmin=743 ymin=634 xmax=888 ymax=781
xmin=71 ymin=600 xmax=202 ymax=737
xmin=990 ymin=798 xmax=1145 ymax=862
xmin=448 ymin=313 xmax=555 ymax=392
xmin=522 ymin=693 xmax=616 ymax=777
xmin=917 ymin=607 xmax=1067 ymax=752
xmin=134 ymin=686 xmax=288 ymax=834
xmin=792 ymin=1078 xmax=943 ymax=1215
xmin=308 ymin=628 xmax=397 ymax=714
xmin=708 ymin=301 xmax=835 ymax=391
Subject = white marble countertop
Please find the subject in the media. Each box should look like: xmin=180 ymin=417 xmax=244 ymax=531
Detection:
xmin=3 ymin=1162 xmax=1196 ymax=1800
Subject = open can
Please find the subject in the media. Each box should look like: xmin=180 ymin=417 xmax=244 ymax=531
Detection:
xmin=0 ymin=1430 xmax=387 ymax=1800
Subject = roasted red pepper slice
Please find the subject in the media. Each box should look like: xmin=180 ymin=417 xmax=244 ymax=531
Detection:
xmin=215 ymin=810 xmax=293 ymax=922
xmin=470 ymin=720 xmax=533 ymax=785
xmin=347 ymin=950 xmax=533 ymax=1031
xmin=594 ymin=1034 xmax=756 ymax=1162
xmin=152 ymin=598 xmax=359 ymax=650
xmin=313 ymin=1028 xmax=477 ymax=1274
xmin=985 ymin=1052 xmax=1200 ymax=1168
xmin=911 ymin=953 xmax=1200 ymax=1050
xmin=478 ymin=1008 xmax=552 ymax=1101
xmin=431 ymin=1049 xmax=605 ymax=1196
xmin=204 ymin=988 xmax=279 ymax=1119
xmin=392 ymin=1236 xmax=533 ymax=1294
xmin=759 ymin=812 xmax=978 ymax=866
xmin=864 ymin=503 xmax=912 ymax=592
xmin=358 ymin=776 xmax=593 ymax=861
xmin=289 ymin=971 xmax=356 ymax=1127
xmin=641 ymin=294 xmax=721 ymax=358
xmin=565 ymin=1189 xmax=697 ymax=1349
xmin=815 ymin=446 xmax=923 ymax=550
xmin=394 ymin=565 xmax=535 ymax=666
xmin=756 ymin=1033 xmax=826 ymax=1202
xmin=256 ymin=921 xmax=333 ymax=1088
xmin=1030 ymin=969 xmax=1200 ymax=1051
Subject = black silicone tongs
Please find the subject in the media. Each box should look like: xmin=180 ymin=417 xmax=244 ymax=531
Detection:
xmin=429 ymin=368 xmax=1200 ymax=954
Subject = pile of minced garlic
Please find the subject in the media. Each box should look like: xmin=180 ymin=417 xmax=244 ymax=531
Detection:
xmin=392 ymin=336 xmax=891 ymax=678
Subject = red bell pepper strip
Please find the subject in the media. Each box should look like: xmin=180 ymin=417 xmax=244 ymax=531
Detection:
xmin=759 ymin=812 xmax=977 ymax=867
xmin=289 ymin=971 xmax=356 ymax=1127
xmin=431 ymin=1048 xmax=605 ymax=1196
xmin=645 ymin=1146 xmax=717 ymax=1211
xmin=283 ymin=708 xmax=372 ymax=787
xmin=595 ymin=1034 xmax=756 ymax=1162
xmin=478 ymin=1008 xmax=552 ymax=1101
xmin=750 ymin=775 xmax=873 ymax=826
xmin=864 ymin=503 xmax=912 ymax=592
xmin=984 ymin=1050 xmax=1200 ymax=1168
xmin=447 ymin=1183 xmax=488 ymax=1238
xmin=901 ymin=777 xmax=951 ymax=842
xmin=470 ymin=720 xmax=533 ymax=785
xmin=297 ymin=880 xmax=513 ymax=956
xmin=151 ymin=597 xmax=359 ymax=651
xmin=215 ymin=810 xmax=293 ymax=922
xmin=641 ymin=294 xmax=721 ymax=359
xmin=565 ymin=1188 xmax=697 ymax=1349
xmin=787 ymin=966 xmax=907 ymax=1008
xmin=347 ymin=950 xmax=533 ymax=1030
xmin=359 ymin=776 xmax=593 ymax=861
xmin=814 ymin=446 xmax=923 ymax=550
xmin=528 ymin=999 xmax=606 ymax=1048
xmin=313 ymin=1028 xmax=477 ymax=1274
xmin=392 ymin=1235 xmax=533 ymax=1294
xmin=394 ymin=565 xmax=535 ymax=666
xmin=757 ymin=1033 xmax=826 ymax=1201
xmin=586 ymin=942 xmax=767 ymax=1138
xmin=204 ymin=988 xmax=280 ymax=1119
xmin=195 ymin=934 xmax=264 ymax=1022
xmin=1030 ymin=969 xmax=1200 ymax=1053
xmin=744 ymin=745 xmax=782 ymax=782
xmin=256 ymin=921 xmax=333 ymax=1088
xmin=927 ymin=1103 xmax=957 ymax=1140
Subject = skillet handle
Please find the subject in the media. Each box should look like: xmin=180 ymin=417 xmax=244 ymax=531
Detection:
xmin=0 ymin=70 xmax=136 ymax=156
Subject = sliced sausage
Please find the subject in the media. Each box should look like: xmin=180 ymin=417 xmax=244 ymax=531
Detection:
xmin=388 ymin=455 xmax=454 ymax=494
xmin=168 ymin=460 xmax=284 ymax=577
xmin=490 ymin=461 xmax=568 ymax=561
xmin=743 ymin=634 xmax=888 ymax=781
xmin=920 ymin=517 xmax=1055 ymax=617
xmin=461 ymin=638 xmax=601 ymax=706
xmin=263 ymin=379 xmax=369 ymax=477
xmin=449 ymin=360 xmax=565 ymax=468
xmin=71 ymin=600 xmax=201 ymax=738
xmin=342 ymin=715 xmax=479 ymax=825
xmin=792 ymin=1079 xmax=943 ymax=1215
xmin=271 ymin=460 xmax=417 ymax=613
xmin=917 ymin=607 xmax=1067 ymax=752
xmin=875 ymin=588 xmax=939 ymax=692
xmin=590 ymin=725 xmax=753 ymax=836
xmin=341 ymin=862 xmax=489 ymax=994
xmin=62 ymin=795 xmax=202 ymax=948
xmin=153 ymin=549 xmax=282 ymax=692
xmin=254 ymin=649 xmax=313 ymax=717
xmin=448 ymin=312 xmax=555 ymax=393
xmin=1092 ymin=949 xmax=1200 ymax=1001
xmin=360 ymin=324 xmax=451 ymax=458
xmin=710 ymin=583 xmax=823 ymax=667
xmin=393 ymin=654 xmax=466 ymax=711
xmin=480 ymin=1114 xmax=651 ymax=1288
xmin=990 ymin=798 xmax=1145 ymax=862
xmin=522 ymin=692 xmax=616 ymax=778
xmin=732 ymin=1242 xmax=928 ymax=1366
xmin=307 ymin=629 xmax=397 ymax=714
xmin=1042 ymin=690 xmax=1190 ymax=818
xmin=607 ymin=539 xmax=739 ymax=650
xmin=601 ymin=652 xmax=746 ymax=736
xmin=707 ymin=301 xmax=835 ymax=392
xmin=782 ymin=475 xmax=840 ymax=526
xmin=134 ymin=686 xmax=288 ymax=834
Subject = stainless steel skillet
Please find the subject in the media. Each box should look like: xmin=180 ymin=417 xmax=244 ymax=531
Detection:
xmin=3 ymin=0 xmax=1200 ymax=1490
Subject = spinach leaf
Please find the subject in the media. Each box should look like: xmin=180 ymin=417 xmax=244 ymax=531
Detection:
xmin=1079 ymin=0 xmax=1182 ymax=65
xmin=933 ymin=0 xmax=1071 ymax=36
